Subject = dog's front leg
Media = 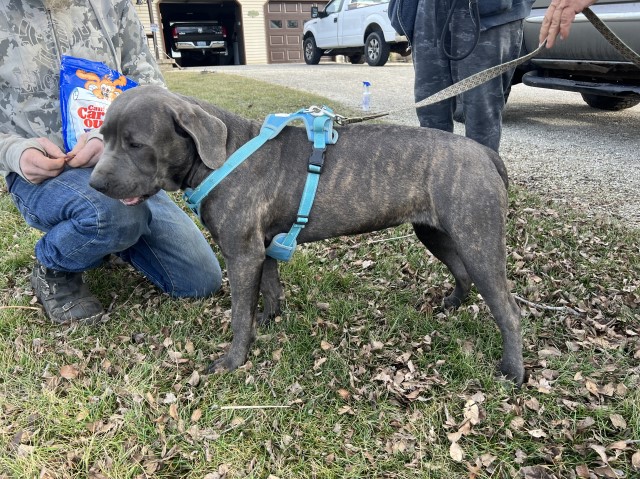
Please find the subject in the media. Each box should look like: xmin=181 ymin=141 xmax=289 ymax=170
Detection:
xmin=207 ymin=252 xmax=264 ymax=372
xmin=258 ymin=257 xmax=284 ymax=325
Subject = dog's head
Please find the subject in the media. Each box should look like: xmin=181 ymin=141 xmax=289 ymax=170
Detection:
xmin=90 ymin=85 xmax=227 ymax=206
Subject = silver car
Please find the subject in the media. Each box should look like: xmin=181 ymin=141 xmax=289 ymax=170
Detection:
xmin=516 ymin=0 xmax=640 ymax=111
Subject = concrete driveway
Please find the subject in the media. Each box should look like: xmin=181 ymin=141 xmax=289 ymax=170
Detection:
xmin=201 ymin=63 xmax=640 ymax=229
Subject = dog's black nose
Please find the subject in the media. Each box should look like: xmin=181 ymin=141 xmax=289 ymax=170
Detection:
xmin=89 ymin=174 xmax=108 ymax=193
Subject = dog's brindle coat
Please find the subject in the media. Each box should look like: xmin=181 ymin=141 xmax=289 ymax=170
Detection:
xmin=90 ymin=85 xmax=524 ymax=384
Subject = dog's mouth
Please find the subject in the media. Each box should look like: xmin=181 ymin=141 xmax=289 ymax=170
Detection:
xmin=120 ymin=195 xmax=149 ymax=206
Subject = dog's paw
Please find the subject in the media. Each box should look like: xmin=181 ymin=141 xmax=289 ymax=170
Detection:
xmin=443 ymin=294 xmax=464 ymax=309
xmin=497 ymin=361 xmax=526 ymax=388
xmin=205 ymin=350 xmax=250 ymax=374
xmin=256 ymin=312 xmax=271 ymax=327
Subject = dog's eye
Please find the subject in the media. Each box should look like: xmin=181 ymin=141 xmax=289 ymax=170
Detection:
xmin=129 ymin=142 xmax=144 ymax=149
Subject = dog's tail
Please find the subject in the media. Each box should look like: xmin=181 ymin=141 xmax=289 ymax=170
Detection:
xmin=488 ymin=150 xmax=509 ymax=190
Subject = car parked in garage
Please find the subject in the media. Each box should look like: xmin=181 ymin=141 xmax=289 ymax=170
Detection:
xmin=169 ymin=20 xmax=231 ymax=66
xmin=515 ymin=0 xmax=640 ymax=110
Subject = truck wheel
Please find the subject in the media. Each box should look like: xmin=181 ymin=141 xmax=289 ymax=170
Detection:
xmin=349 ymin=54 xmax=365 ymax=64
xmin=580 ymin=94 xmax=640 ymax=111
xmin=365 ymin=31 xmax=390 ymax=66
xmin=304 ymin=37 xmax=322 ymax=65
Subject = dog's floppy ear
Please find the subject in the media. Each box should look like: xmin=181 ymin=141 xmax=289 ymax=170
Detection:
xmin=170 ymin=101 xmax=228 ymax=169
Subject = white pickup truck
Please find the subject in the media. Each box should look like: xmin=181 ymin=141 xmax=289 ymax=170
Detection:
xmin=302 ymin=0 xmax=409 ymax=66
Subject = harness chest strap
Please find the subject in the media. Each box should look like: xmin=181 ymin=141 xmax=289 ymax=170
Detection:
xmin=183 ymin=107 xmax=338 ymax=262
xmin=265 ymin=114 xmax=333 ymax=261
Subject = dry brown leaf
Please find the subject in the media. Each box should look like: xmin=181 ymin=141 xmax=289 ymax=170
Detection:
xmin=527 ymin=429 xmax=547 ymax=438
xmin=525 ymin=397 xmax=540 ymax=411
xmin=575 ymin=464 xmax=590 ymax=478
xmin=609 ymin=414 xmax=626 ymax=430
xmin=59 ymin=365 xmax=79 ymax=380
xmin=169 ymin=403 xmax=179 ymax=421
xmin=585 ymin=379 xmax=600 ymax=396
xmin=510 ymin=416 xmax=525 ymax=430
xmin=449 ymin=441 xmax=464 ymax=462
xmin=463 ymin=400 xmax=480 ymax=425
xmin=593 ymin=465 xmax=620 ymax=478
xmin=336 ymin=388 xmax=351 ymax=401
xmin=188 ymin=370 xmax=200 ymax=387
xmin=313 ymin=357 xmax=327 ymax=370
xmin=191 ymin=409 xmax=202 ymax=422
xmin=589 ymin=444 xmax=608 ymax=464
xmin=632 ymin=451 xmax=640 ymax=470
xmin=576 ymin=416 xmax=595 ymax=432
xmin=607 ymin=440 xmax=628 ymax=451
xmin=519 ymin=465 xmax=557 ymax=479
xmin=320 ymin=340 xmax=333 ymax=351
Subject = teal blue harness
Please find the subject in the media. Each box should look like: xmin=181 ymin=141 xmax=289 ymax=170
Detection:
xmin=183 ymin=106 xmax=339 ymax=262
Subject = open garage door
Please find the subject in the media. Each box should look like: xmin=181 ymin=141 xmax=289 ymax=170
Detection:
xmin=265 ymin=1 xmax=325 ymax=63
xmin=159 ymin=0 xmax=244 ymax=66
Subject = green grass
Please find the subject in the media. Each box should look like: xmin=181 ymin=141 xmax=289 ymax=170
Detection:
xmin=0 ymin=71 xmax=638 ymax=478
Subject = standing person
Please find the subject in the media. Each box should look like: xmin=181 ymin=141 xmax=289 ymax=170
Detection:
xmin=0 ymin=0 xmax=222 ymax=325
xmin=390 ymin=0 xmax=535 ymax=152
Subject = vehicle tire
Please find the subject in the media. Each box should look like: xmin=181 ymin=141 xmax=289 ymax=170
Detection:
xmin=580 ymin=94 xmax=640 ymax=111
xmin=304 ymin=36 xmax=322 ymax=65
xmin=365 ymin=31 xmax=390 ymax=66
xmin=349 ymin=54 xmax=365 ymax=64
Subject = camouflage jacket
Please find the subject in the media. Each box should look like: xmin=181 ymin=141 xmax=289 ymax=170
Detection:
xmin=0 ymin=0 xmax=165 ymax=181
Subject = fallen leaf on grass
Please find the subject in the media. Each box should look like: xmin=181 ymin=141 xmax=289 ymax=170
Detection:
xmin=449 ymin=441 xmax=464 ymax=462
xmin=59 ymin=364 xmax=79 ymax=379
xmin=593 ymin=465 xmax=622 ymax=478
xmin=169 ymin=403 xmax=179 ymax=421
xmin=191 ymin=409 xmax=202 ymax=422
xmin=575 ymin=464 xmax=590 ymax=478
xmin=519 ymin=465 xmax=557 ymax=479
xmin=609 ymin=414 xmax=626 ymax=430
xmin=187 ymin=370 xmax=200 ymax=387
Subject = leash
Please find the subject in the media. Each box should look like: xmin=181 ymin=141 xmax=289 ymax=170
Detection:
xmin=333 ymin=7 xmax=640 ymax=126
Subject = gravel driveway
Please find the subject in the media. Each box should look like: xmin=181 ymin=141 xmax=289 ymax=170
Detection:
xmin=203 ymin=63 xmax=640 ymax=229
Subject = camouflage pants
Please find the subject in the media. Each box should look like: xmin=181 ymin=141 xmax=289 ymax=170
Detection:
xmin=412 ymin=0 xmax=524 ymax=152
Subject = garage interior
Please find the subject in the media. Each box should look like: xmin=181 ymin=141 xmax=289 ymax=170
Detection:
xmin=157 ymin=0 xmax=244 ymax=66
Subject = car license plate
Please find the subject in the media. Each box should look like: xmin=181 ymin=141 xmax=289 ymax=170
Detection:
xmin=197 ymin=41 xmax=206 ymax=46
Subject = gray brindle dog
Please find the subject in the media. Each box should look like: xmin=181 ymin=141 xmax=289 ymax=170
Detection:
xmin=90 ymin=85 xmax=525 ymax=385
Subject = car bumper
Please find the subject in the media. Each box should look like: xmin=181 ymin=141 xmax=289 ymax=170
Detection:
xmin=522 ymin=70 xmax=640 ymax=98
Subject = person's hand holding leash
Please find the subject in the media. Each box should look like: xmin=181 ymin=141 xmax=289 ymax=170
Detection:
xmin=65 ymin=132 xmax=104 ymax=168
xmin=540 ymin=0 xmax=598 ymax=48
xmin=19 ymin=138 xmax=67 ymax=184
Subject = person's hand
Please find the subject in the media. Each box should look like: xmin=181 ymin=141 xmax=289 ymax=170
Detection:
xmin=539 ymin=0 xmax=597 ymax=48
xmin=19 ymin=138 xmax=67 ymax=184
xmin=65 ymin=132 xmax=104 ymax=168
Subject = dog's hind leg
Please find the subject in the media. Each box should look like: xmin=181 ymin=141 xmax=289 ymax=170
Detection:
xmin=412 ymin=223 xmax=471 ymax=308
xmin=453 ymin=235 xmax=525 ymax=385
xmin=259 ymin=257 xmax=284 ymax=325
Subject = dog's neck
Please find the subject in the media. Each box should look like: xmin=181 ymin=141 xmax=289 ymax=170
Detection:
xmin=181 ymin=115 xmax=262 ymax=191
xmin=182 ymin=154 xmax=210 ymax=190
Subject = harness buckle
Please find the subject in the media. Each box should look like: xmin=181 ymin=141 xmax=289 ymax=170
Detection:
xmin=306 ymin=105 xmax=335 ymax=118
xmin=309 ymin=147 xmax=325 ymax=173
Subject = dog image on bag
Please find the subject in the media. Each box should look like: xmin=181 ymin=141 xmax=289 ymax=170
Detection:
xmin=90 ymin=85 xmax=526 ymax=386
xmin=76 ymin=70 xmax=128 ymax=101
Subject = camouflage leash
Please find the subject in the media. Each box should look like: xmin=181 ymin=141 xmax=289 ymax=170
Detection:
xmin=334 ymin=7 xmax=640 ymax=125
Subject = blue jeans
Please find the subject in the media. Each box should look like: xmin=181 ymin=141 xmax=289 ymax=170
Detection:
xmin=7 ymin=168 xmax=222 ymax=298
